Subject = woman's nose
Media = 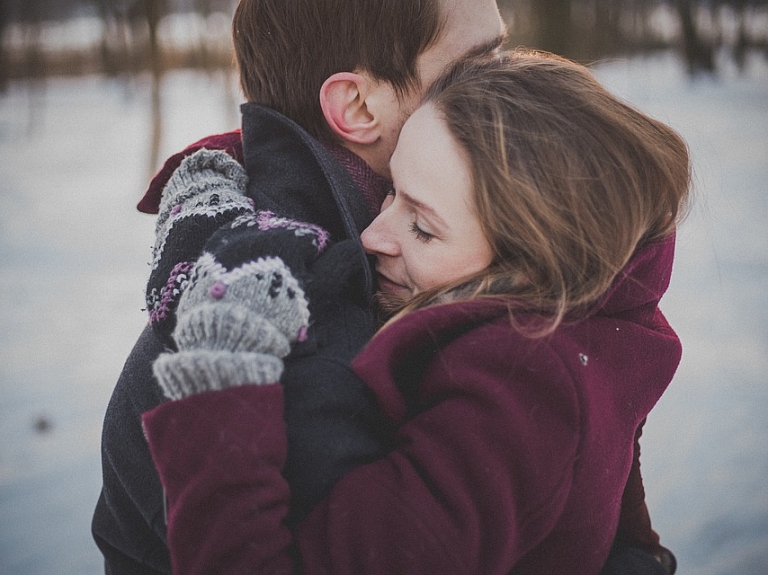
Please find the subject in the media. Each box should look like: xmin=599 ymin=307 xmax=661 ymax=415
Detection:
xmin=361 ymin=211 xmax=399 ymax=256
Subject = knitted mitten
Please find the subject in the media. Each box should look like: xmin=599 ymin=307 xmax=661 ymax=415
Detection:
xmin=205 ymin=210 xmax=365 ymax=313
xmin=152 ymin=253 xmax=311 ymax=400
xmin=152 ymin=211 xmax=335 ymax=400
xmin=146 ymin=148 xmax=253 ymax=343
xmin=205 ymin=209 xmax=330 ymax=282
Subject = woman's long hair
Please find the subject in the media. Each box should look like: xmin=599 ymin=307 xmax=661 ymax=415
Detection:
xmin=380 ymin=50 xmax=691 ymax=335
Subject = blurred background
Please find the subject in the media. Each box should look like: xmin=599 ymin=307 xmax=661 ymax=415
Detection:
xmin=0 ymin=1 xmax=766 ymax=573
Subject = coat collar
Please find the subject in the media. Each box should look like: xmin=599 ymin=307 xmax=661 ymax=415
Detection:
xmin=593 ymin=233 xmax=676 ymax=320
xmin=240 ymin=104 xmax=372 ymax=242
xmin=138 ymin=105 xmax=378 ymax=297
xmin=364 ymin=233 xmax=678 ymax=354
xmin=241 ymin=104 xmax=375 ymax=296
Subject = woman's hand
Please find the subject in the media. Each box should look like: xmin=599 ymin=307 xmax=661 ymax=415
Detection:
xmin=151 ymin=211 xmax=328 ymax=400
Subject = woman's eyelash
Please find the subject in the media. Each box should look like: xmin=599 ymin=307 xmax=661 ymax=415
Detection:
xmin=391 ymin=186 xmax=432 ymax=242
xmin=409 ymin=222 xmax=433 ymax=243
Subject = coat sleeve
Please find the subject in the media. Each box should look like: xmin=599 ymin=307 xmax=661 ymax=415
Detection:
xmin=142 ymin=344 xmax=582 ymax=575
xmin=142 ymin=385 xmax=296 ymax=575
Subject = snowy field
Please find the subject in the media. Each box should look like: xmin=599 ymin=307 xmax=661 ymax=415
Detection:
xmin=0 ymin=51 xmax=766 ymax=574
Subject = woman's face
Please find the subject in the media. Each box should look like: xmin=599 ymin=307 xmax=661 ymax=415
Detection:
xmin=361 ymin=104 xmax=493 ymax=301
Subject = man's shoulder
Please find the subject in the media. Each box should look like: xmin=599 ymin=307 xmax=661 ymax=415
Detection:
xmin=137 ymin=130 xmax=244 ymax=215
xmin=105 ymin=325 xmax=169 ymax=430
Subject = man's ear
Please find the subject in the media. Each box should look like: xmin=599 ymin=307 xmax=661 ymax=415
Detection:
xmin=320 ymin=72 xmax=381 ymax=145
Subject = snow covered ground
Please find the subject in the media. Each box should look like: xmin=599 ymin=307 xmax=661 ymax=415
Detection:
xmin=0 ymin=51 xmax=766 ymax=574
xmin=595 ymin=52 xmax=768 ymax=575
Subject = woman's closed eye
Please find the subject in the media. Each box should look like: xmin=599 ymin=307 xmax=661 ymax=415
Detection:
xmin=409 ymin=221 xmax=434 ymax=243
xmin=387 ymin=185 xmax=436 ymax=243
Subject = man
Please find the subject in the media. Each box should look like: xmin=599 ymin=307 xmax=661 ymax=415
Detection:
xmin=93 ymin=1 xmax=507 ymax=573
xmin=92 ymin=0 xmax=675 ymax=573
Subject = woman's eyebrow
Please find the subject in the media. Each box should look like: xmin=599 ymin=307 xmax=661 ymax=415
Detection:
xmin=399 ymin=190 xmax=447 ymax=228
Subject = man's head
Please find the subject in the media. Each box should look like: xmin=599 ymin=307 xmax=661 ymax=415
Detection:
xmin=232 ymin=0 xmax=505 ymax=177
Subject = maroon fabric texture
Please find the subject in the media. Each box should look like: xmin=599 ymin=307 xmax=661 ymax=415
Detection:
xmin=143 ymin=235 xmax=680 ymax=575
xmin=143 ymin=385 xmax=295 ymax=574
xmin=325 ymin=143 xmax=391 ymax=217
xmin=617 ymin=420 xmax=662 ymax=551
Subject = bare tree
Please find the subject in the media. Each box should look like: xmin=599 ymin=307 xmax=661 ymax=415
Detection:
xmin=592 ymin=0 xmax=623 ymax=56
xmin=530 ymin=0 xmax=574 ymax=55
xmin=677 ymin=0 xmax=715 ymax=73
xmin=721 ymin=0 xmax=753 ymax=70
xmin=0 ymin=0 xmax=9 ymax=92
xmin=141 ymin=0 xmax=168 ymax=174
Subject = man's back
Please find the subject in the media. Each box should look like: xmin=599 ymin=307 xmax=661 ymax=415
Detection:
xmin=93 ymin=325 xmax=170 ymax=574
xmin=92 ymin=107 xmax=389 ymax=573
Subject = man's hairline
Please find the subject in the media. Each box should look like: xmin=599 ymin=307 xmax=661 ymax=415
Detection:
xmin=397 ymin=31 xmax=508 ymax=106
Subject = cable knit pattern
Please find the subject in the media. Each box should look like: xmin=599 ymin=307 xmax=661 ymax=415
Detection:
xmin=153 ymin=350 xmax=284 ymax=400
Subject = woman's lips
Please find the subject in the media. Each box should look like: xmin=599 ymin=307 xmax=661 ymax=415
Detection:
xmin=376 ymin=272 xmax=409 ymax=296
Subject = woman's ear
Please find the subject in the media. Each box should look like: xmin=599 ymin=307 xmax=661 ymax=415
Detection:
xmin=320 ymin=72 xmax=381 ymax=145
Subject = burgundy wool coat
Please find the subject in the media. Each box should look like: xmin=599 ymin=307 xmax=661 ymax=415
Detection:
xmin=143 ymin=223 xmax=681 ymax=574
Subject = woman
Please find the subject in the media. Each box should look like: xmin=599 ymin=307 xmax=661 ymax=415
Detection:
xmin=143 ymin=50 xmax=690 ymax=574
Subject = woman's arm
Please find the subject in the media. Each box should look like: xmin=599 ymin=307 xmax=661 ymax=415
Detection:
xmin=143 ymin=385 xmax=295 ymax=575
xmin=143 ymin=326 xmax=581 ymax=575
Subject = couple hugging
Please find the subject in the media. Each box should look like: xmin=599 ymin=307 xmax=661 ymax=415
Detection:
xmin=93 ymin=1 xmax=687 ymax=574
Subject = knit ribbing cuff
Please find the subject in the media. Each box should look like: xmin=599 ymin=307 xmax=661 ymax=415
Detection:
xmin=153 ymin=350 xmax=284 ymax=400
xmin=173 ymin=302 xmax=292 ymax=357
xmin=156 ymin=149 xmax=249 ymax=231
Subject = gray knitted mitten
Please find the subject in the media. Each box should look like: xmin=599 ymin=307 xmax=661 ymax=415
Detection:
xmin=147 ymin=148 xmax=254 ymax=343
xmin=154 ymin=148 xmax=250 ymax=239
xmin=152 ymin=252 xmax=310 ymax=400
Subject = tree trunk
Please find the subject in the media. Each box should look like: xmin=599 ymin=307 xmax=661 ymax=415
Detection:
xmin=677 ymin=0 xmax=714 ymax=74
xmin=0 ymin=0 xmax=8 ymax=92
xmin=531 ymin=0 xmax=573 ymax=56
xmin=143 ymin=0 xmax=166 ymax=174
xmin=593 ymin=0 xmax=621 ymax=56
